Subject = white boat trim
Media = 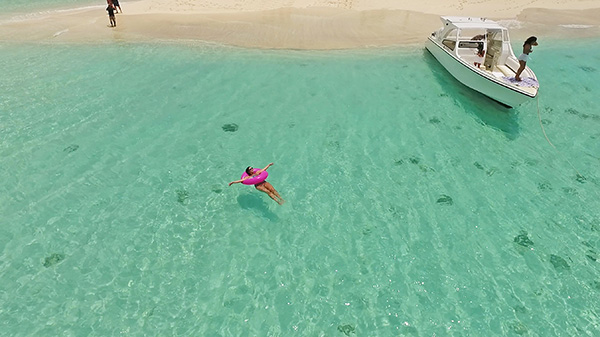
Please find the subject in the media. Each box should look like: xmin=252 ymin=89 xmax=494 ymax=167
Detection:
xmin=427 ymin=36 xmax=536 ymax=99
xmin=425 ymin=16 xmax=538 ymax=107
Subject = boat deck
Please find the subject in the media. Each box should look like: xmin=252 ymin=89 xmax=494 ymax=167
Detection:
xmin=473 ymin=64 xmax=538 ymax=96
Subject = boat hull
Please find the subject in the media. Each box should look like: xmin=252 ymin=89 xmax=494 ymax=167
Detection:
xmin=425 ymin=37 xmax=535 ymax=108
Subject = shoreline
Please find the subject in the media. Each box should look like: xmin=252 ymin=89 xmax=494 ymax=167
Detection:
xmin=1 ymin=1 xmax=600 ymax=49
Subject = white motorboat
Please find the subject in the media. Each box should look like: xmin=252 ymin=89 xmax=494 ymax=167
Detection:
xmin=425 ymin=16 xmax=538 ymax=108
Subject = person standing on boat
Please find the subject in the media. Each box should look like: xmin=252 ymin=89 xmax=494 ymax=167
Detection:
xmin=474 ymin=43 xmax=485 ymax=68
xmin=515 ymin=36 xmax=538 ymax=81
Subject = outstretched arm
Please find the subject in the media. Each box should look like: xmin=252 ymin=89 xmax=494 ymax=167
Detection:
xmin=230 ymin=163 xmax=274 ymax=185
xmin=229 ymin=171 xmax=257 ymax=186
xmin=228 ymin=179 xmax=243 ymax=186
xmin=259 ymin=163 xmax=274 ymax=173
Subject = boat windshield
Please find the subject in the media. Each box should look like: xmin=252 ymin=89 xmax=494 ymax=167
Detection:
xmin=458 ymin=29 xmax=487 ymax=42
xmin=442 ymin=29 xmax=458 ymax=50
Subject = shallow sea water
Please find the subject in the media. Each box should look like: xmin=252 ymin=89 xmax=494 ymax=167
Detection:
xmin=2 ymin=0 xmax=96 ymax=15
xmin=1 ymin=38 xmax=600 ymax=336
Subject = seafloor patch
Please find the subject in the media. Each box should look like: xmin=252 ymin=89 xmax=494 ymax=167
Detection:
xmin=43 ymin=253 xmax=65 ymax=268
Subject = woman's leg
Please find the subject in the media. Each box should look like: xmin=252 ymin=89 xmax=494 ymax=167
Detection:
xmin=515 ymin=60 xmax=526 ymax=81
xmin=263 ymin=182 xmax=283 ymax=200
xmin=255 ymin=183 xmax=283 ymax=204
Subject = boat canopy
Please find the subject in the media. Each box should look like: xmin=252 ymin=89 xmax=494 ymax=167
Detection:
xmin=439 ymin=16 xmax=506 ymax=31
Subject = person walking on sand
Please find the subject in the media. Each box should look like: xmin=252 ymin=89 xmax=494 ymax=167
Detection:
xmin=106 ymin=3 xmax=116 ymax=27
xmin=112 ymin=0 xmax=122 ymax=13
xmin=515 ymin=36 xmax=538 ymax=81
xmin=229 ymin=163 xmax=285 ymax=205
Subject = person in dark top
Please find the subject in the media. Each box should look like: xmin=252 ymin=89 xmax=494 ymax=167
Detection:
xmin=106 ymin=4 xmax=116 ymax=27
xmin=474 ymin=43 xmax=485 ymax=68
xmin=112 ymin=0 xmax=122 ymax=13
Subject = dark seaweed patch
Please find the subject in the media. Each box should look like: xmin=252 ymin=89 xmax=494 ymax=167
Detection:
xmin=582 ymin=241 xmax=593 ymax=248
xmin=429 ymin=117 xmax=441 ymax=124
xmin=222 ymin=123 xmax=238 ymax=132
xmin=396 ymin=156 xmax=435 ymax=172
xmin=566 ymin=108 xmax=593 ymax=120
xmin=63 ymin=144 xmax=79 ymax=153
xmin=537 ymin=182 xmax=552 ymax=191
xmin=408 ymin=157 xmax=420 ymax=165
xmin=419 ymin=164 xmax=435 ymax=173
xmin=327 ymin=140 xmax=340 ymax=149
xmin=578 ymin=65 xmax=597 ymax=72
xmin=566 ymin=108 xmax=580 ymax=115
xmin=211 ymin=185 xmax=223 ymax=194
xmin=436 ymin=194 xmax=453 ymax=205
xmin=387 ymin=206 xmax=404 ymax=218
xmin=176 ymin=189 xmax=189 ymax=204
xmin=337 ymin=324 xmax=355 ymax=336
xmin=509 ymin=321 xmax=528 ymax=335
xmin=550 ymin=254 xmax=570 ymax=271
xmin=562 ymin=187 xmax=578 ymax=196
xmin=514 ymin=231 xmax=534 ymax=248
xmin=473 ymin=162 xmax=496 ymax=176
xmin=541 ymin=119 xmax=552 ymax=125
xmin=513 ymin=305 xmax=528 ymax=314
xmin=43 ymin=253 xmax=65 ymax=268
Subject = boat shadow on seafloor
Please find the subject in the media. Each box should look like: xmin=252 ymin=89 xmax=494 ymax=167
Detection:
xmin=422 ymin=50 xmax=522 ymax=140
xmin=237 ymin=193 xmax=279 ymax=221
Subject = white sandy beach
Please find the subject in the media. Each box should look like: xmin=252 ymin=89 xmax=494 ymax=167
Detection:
xmin=1 ymin=0 xmax=600 ymax=48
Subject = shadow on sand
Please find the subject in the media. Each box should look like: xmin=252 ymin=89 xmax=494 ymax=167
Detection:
xmin=422 ymin=50 xmax=521 ymax=140
xmin=237 ymin=194 xmax=279 ymax=221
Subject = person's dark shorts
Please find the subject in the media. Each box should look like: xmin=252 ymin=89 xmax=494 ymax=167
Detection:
xmin=113 ymin=0 xmax=120 ymax=6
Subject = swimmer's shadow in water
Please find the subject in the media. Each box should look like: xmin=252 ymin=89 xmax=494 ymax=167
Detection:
xmin=237 ymin=194 xmax=279 ymax=221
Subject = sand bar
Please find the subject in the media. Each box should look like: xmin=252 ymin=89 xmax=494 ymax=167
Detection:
xmin=1 ymin=0 xmax=600 ymax=48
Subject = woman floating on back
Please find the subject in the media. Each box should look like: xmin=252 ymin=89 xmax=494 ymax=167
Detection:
xmin=229 ymin=163 xmax=285 ymax=205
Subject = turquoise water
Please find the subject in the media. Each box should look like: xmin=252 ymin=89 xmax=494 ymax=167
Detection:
xmin=1 ymin=37 xmax=600 ymax=335
xmin=2 ymin=0 xmax=96 ymax=15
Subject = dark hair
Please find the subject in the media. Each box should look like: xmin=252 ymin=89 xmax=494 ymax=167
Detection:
xmin=245 ymin=166 xmax=253 ymax=175
xmin=524 ymin=36 xmax=537 ymax=46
